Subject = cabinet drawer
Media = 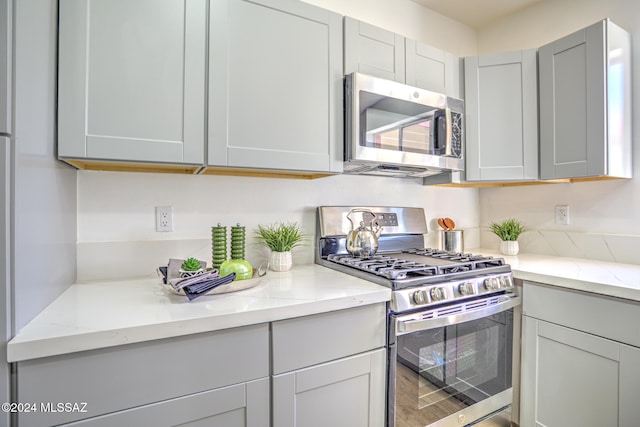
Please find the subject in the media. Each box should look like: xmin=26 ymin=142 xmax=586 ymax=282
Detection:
xmin=272 ymin=303 xmax=386 ymax=374
xmin=17 ymin=324 xmax=269 ymax=426
xmin=63 ymin=378 xmax=269 ymax=427
xmin=523 ymin=282 xmax=640 ymax=347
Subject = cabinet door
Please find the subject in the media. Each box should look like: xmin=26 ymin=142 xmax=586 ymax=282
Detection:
xmin=539 ymin=21 xmax=604 ymax=179
xmin=63 ymin=379 xmax=269 ymax=427
xmin=343 ymin=17 xmax=405 ymax=83
xmin=465 ymin=49 xmax=538 ymax=181
xmin=521 ymin=317 xmax=640 ymax=427
xmin=0 ymin=0 xmax=10 ymax=134
xmin=619 ymin=344 xmax=640 ymax=426
xmin=58 ymin=0 xmax=206 ymax=164
xmin=209 ymin=0 xmax=343 ymax=173
xmin=406 ymin=39 xmax=460 ymax=98
xmin=273 ymin=348 xmax=386 ymax=427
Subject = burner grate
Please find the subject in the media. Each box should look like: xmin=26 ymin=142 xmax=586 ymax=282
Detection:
xmin=326 ymin=248 xmax=508 ymax=284
xmin=327 ymin=254 xmax=439 ymax=280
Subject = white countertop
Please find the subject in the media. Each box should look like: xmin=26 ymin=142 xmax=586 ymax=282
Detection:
xmin=478 ymin=248 xmax=640 ymax=302
xmin=7 ymin=265 xmax=390 ymax=363
xmin=9 ymin=252 xmax=640 ymax=363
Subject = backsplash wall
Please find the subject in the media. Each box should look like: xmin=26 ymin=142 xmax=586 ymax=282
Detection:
xmin=477 ymin=0 xmax=640 ymax=264
xmin=77 ymin=172 xmax=480 ymax=280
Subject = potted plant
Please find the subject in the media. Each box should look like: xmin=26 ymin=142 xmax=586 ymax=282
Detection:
xmin=255 ymin=222 xmax=305 ymax=272
xmin=488 ymin=218 xmax=527 ymax=256
xmin=179 ymin=257 xmax=204 ymax=278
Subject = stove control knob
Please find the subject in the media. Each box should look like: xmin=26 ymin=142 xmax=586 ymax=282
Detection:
xmin=500 ymin=275 xmax=513 ymax=288
xmin=484 ymin=277 xmax=500 ymax=290
xmin=458 ymin=282 xmax=475 ymax=296
xmin=412 ymin=290 xmax=428 ymax=305
xmin=430 ymin=287 xmax=447 ymax=302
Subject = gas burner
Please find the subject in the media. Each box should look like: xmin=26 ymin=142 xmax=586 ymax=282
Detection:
xmin=327 ymin=254 xmax=439 ymax=280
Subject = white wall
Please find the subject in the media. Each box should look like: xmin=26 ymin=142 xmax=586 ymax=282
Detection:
xmin=13 ymin=1 xmax=77 ymax=330
xmin=76 ymin=0 xmax=480 ymax=281
xmin=306 ymin=0 xmax=477 ymax=56
xmin=477 ymin=0 xmax=640 ymax=264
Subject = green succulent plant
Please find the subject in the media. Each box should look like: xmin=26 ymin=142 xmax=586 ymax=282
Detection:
xmin=255 ymin=222 xmax=306 ymax=252
xmin=181 ymin=257 xmax=202 ymax=271
xmin=488 ymin=218 xmax=528 ymax=241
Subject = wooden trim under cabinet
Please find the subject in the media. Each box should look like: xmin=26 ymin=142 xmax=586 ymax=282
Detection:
xmin=60 ymin=158 xmax=336 ymax=179
xmin=435 ymin=175 xmax=628 ymax=188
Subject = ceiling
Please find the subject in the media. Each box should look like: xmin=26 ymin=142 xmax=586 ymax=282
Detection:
xmin=411 ymin=0 xmax=544 ymax=28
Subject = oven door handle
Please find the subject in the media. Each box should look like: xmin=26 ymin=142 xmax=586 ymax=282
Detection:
xmin=395 ymin=295 xmax=521 ymax=335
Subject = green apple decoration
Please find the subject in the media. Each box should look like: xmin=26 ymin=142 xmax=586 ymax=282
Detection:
xmin=219 ymin=259 xmax=253 ymax=280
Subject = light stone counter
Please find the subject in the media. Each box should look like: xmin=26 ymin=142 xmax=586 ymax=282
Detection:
xmin=478 ymin=248 xmax=640 ymax=302
xmin=7 ymin=265 xmax=390 ymax=362
xmin=10 ymin=251 xmax=640 ymax=363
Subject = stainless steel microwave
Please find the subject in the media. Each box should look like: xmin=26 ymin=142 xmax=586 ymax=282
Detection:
xmin=344 ymin=73 xmax=464 ymax=178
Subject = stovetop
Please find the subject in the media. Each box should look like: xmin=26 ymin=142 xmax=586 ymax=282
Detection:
xmin=322 ymin=248 xmax=510 ymax=290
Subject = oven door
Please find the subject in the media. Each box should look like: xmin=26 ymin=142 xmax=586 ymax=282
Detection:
xmin=388 ymin=294 xmax=521 ymax=427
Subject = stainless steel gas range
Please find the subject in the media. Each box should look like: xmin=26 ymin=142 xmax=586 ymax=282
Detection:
xmin=316 ymin=206 xmax=521 ymax=427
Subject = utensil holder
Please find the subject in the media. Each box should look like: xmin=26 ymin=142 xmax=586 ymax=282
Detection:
xmin=442 ymin=230 xmax=464 ymax=253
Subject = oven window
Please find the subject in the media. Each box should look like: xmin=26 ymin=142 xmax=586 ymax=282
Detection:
xmin=393 ymin=310 xmax=513 ymax=426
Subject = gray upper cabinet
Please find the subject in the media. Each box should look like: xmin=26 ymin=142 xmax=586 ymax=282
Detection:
xmin=465 ymin=49 xmax=538 ymax=181
xmin=539 ymin=19 xmax=632 ymax=180
xmin=0 ymin=0 xmax=10 ymax=135
xmin=208 ymin=0 xmax=343 ymax=174
xmin=343 ymin=17 xmax=405 ymax=83
xmin=58 ymin=0 xmax=206 ymax=165
xmin=406 ymin=39 xmax=460 ymax=98
xmin=344 ymin=17 xmax=460 ymax=97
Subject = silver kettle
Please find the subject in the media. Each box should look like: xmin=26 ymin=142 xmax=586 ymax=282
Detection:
xmin=346 ymin=209 xmax=383 ymax=258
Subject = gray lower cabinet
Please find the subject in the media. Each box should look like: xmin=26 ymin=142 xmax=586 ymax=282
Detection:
xmin=58 ymin=0 xmax=207 ymax=165
xmin=16 ymin=304 xmax=388 ymax=427
xmin=62 ymin=379 xmax=269 ymax=427
xmin=17 ymin=324 xmax=269 ymax=426
xmin=272 ymin=303 xmax=387 ymax=427
xmin=343 ymin=17 xmax=460 ymax=97
xmin=273 ymin=349 xmax=386 ymax=427
xmin=208 ymin=0 xmax=343 ymax=173
xmin=464 ymin=49 xmax=538 ymax=181
xmin=521 ymin=317 xmax=640 ymax=427
xmin=538 ymin=18 xmax=632 ymax=179
xmin=0 ymin=0 xmax=10 ymax=135
xmin=520 ymin=282 xmax=640 ymax=427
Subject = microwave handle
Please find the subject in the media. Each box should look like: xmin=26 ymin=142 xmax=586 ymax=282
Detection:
xmin=435 ymin=108 xmax=452 ymax=156
xmin=395 ymin=294 xmax=521 ymax=335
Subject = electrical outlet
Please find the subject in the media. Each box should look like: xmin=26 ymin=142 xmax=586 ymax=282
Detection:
xmin=156 ymin=206 xmax=174 ymax=232
xmin=555 ymin=205 xmax=569 ymax=225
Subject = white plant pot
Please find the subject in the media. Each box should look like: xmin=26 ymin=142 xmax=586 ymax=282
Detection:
xmin=269 ymin=251 xmax=292 ymax=272
xmin=500 ymin=240 xmax=519 ymax=256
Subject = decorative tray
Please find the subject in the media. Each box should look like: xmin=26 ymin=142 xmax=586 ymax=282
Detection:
xmin=157 ymin=266 xmax=266 ymax=297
